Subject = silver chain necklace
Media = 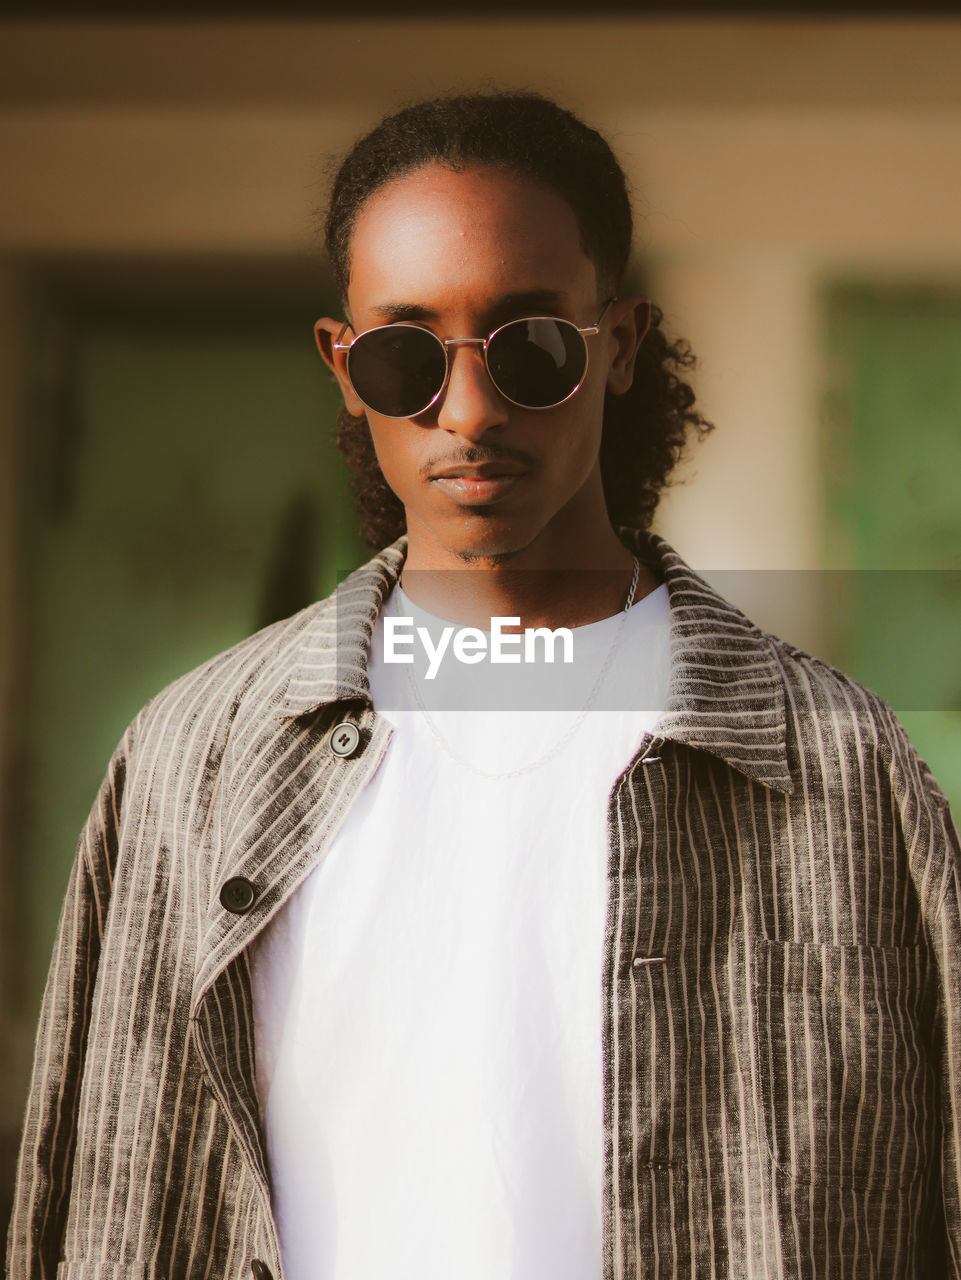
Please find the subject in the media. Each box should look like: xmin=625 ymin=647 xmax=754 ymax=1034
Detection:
xmin=404 ymin=556 xmax=641 ymax=781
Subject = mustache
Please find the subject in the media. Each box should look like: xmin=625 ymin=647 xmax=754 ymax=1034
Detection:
xmin=420 ymin=444 xmax=535 ymax=480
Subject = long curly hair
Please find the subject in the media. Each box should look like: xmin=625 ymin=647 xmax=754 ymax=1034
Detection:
xmin=324 ymin=90 xmax=712 ymax=549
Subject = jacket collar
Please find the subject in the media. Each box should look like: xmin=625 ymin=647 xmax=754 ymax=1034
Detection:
xmin=278 ymin=530 xmax=792 ymax=793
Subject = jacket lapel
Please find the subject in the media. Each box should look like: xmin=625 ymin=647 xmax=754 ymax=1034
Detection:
xmin=630 ymin=532 xmax=794 ymax=794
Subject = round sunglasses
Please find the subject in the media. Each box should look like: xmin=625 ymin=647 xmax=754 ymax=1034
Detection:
xmin=331 ymin=300 xmax=615 ymax=418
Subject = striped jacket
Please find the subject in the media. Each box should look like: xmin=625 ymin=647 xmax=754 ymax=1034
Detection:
xmin=7 ymin=531 xmax=961 ymax=1280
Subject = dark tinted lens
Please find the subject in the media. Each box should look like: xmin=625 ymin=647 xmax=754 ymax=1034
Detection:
xmin=347 ymin=326 xmax=447 ymax=417
xmin=486 ymin=318 xmax=587 ymax=408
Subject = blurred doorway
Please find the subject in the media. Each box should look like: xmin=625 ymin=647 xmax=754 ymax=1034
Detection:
xmin=15 ymin=260 xmax=366 ymax=1007
xmin=823 ymin=284 xmax=961 ymax=814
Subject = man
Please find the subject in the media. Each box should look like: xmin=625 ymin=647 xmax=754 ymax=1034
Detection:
xmin=7 ymin=91 xmax=961 ymax=1279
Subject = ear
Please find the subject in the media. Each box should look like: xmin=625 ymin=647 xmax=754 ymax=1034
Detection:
xmin=605 ymin=293 xmax=652 ymax=396
xmin=314 ymin=317 xmax=366 ymax=417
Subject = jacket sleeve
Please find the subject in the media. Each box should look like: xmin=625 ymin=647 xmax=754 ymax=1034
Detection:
xmin=5 ymin=727 xmax=134 ymax=1280
xmin=888 ymin=708 xmax=961 ymax=1275
xmin=932 ymin=804 xmax=961 ymax=1276
xmin=879 ymin=703 xmax=961 ymax=1272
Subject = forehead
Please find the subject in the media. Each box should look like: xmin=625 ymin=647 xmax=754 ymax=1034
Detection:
xmin=345 ymin=163 xmax=598 ymax=314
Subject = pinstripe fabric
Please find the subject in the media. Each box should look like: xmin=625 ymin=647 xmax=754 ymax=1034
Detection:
xmin=6 ymin=532 xmax=961 ymax=1280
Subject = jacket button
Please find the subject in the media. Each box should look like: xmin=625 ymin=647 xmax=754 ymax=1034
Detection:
xmin=251 ymin=1262 xmax=272 ymax=1280
xmin=219 ymin=876 xmax=256 ymax=914
xmin=329 ymin=721 xmax=362 ymax=758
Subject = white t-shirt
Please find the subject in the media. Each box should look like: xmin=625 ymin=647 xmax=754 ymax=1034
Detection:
xmin=251 ymin=581 xmax=671 ymax=1280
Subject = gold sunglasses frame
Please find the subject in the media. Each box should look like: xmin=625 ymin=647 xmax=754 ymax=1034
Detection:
xmin=331 ymin=299 xmax=615 ymax=418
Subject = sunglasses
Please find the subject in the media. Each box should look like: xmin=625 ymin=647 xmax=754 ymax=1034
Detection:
xmin=331 ymin=300 xmax=615 ymax=418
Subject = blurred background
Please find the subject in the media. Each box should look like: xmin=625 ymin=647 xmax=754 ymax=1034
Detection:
xmin=2 ymin=1 xmax=961 ymax=1228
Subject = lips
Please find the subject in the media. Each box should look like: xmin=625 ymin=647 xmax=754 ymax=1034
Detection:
xmin=428 ymin=460 xmax=528 ymax=506
xmin=429 ymin=460 xmax=526 ymax=480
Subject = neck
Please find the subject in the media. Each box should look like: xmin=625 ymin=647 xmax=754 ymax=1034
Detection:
xmin=399 ymin=521 xmax=658 ymax=631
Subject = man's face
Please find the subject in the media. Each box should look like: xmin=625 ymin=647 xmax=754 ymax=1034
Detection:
xmin=317 ymin=163 xmax=642 ymax=567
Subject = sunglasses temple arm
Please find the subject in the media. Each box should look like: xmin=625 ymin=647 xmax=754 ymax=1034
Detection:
xmin=331 ymin=318 xmax=355 ymax=351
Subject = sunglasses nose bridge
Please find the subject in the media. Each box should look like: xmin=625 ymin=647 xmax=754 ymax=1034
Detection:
xmin=441 ymin=335 xmax=499 ymax=391
xmin=440 ymin=335 xmax=507 ymax=405
xmin=434 ymin=337 xmax=510 ymax=437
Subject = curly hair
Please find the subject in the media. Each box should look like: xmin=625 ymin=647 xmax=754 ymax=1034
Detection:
xmin=324 ymin=90 xmax=712 ymax=548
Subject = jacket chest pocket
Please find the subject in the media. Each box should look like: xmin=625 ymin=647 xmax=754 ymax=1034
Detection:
xmin=753 ymin=939 xmax=932 ymax=1191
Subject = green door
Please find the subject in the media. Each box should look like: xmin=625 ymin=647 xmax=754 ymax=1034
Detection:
xmin=823 ymin=286 xmax=961 ymax=817
xmin=19 ymin=277 xmax=365 ymax=1003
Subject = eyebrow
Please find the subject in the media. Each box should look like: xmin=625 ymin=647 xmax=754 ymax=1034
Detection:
xmin=367 ymin=289 xmax=573 ymax=326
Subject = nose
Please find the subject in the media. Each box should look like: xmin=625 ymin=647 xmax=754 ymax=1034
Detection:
xmin=434 ymin=342 xmax=508 ymax=442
